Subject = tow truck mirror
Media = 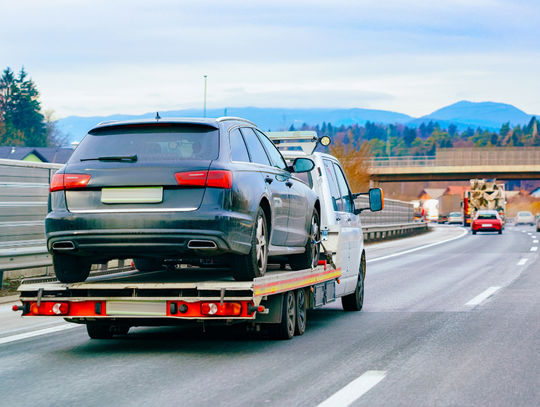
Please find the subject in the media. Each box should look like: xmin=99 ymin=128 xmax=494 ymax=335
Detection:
xmin=291 ymin=157 xmax=315 ymax=173
xmin=369 ymin=188 xmax=384 ymax=212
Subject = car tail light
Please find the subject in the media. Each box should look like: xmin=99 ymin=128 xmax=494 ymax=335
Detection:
xmin=175 ymin=170 xmax=232 ymax=189
xmin=200 ymin=302 xmax=242 ymax=316
xmin=30 ymin=302 xmax=70 ymax=315
xmin=50 ymin=173 xmax=91 ymax=192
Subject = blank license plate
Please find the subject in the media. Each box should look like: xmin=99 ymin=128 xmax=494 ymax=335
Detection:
xmin=482 ymin=224 xmax=493 ymax=227
xmin=101 ymin=187 xmax=163 ymax=204
xmin=106 ymin=301 xmax=167 ymax=316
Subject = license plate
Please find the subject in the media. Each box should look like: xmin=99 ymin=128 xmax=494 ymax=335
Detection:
xmin=482 ymin=224 xmax=493 ymax=227
xmin=101 ymin=187 xmax=163 ymax=204
xmin=105 ymin=301 xmax=167 ymax=316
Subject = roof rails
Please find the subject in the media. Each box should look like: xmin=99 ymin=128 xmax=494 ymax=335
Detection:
xmin=266 ymin=131 xmax=324 ymax=155
xmin=216 ymin=117 xmax=257 ymax=126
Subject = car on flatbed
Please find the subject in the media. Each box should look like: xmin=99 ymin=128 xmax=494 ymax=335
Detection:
xmin=46 ymin=117 xmax=321 ymax=283
xmin=15 ymin=131 xmax=384 ymax=341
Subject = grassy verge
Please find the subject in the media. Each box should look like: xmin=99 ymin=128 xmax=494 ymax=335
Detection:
xmin=0 ymin=279 xmax=21 ymax=297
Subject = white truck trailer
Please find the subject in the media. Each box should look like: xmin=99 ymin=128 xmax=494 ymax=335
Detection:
xmin=13 ymin=131 xmax=383 ymax=340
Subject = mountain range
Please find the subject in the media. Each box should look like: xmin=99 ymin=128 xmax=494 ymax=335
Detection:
xmin=56 ymin=101 xmax=539 ymax=144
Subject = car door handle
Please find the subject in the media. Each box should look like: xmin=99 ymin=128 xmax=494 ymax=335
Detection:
xmin=285 ymin=180 xmax=293 ymax=188
xmin=265 ymin=176 xmax=273 ymax=184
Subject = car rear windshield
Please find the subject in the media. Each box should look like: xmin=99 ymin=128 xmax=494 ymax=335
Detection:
xmin=449 ymin=212 xmax=461 ymax=216
xmin=518 ymin=211 xmax=532 ymax=216
xmin=70 ymin=124 xmax=219 ymax=163
xmin=477 ymin=213 xmax=497 ymax=219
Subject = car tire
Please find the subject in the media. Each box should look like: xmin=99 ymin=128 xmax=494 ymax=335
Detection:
xmin=289 ymin=210 xmax=321 ymax=271
xmin=268 ymin=291 xmax=296 ymax=340
xmin=342 ymin=253 xmax=365 ymax=312
xmin=498 ymin=230 xmax=502 ymax=234
xmin=86 ymin=323 xmax=114 ymax=339
xmin=231 ymin=207 xmax=268 ymax=281
xmin=53 ymin=253 xmax=91 ymax=283
xmin=133 ymin=258 xmax=164 ymax=272
xmin=472 ymin=230 xmax=477 ymax=235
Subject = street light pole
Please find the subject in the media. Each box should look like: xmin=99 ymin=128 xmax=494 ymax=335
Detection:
xmin=203 ymin=75 xmax=207 ymax=118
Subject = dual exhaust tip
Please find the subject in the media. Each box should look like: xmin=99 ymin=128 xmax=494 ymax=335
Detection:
xmin=52 ymin=240 xmax=217 ymax=251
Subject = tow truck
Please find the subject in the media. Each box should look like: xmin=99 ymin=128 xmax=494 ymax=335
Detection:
xmin=13 ymin=130 xmax=383 ymax=340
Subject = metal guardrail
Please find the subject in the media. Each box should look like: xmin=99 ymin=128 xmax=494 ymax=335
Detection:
xmin=0 ymin=159 xmax=62 ymax=288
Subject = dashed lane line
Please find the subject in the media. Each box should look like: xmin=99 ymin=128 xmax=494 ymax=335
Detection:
xmin=531 ymin=247 xmax=538 ymax=252
xmin=317 ymin=371 xmax=387 ymax=407
xmin=465 ymin=287 xmax=501 ymax=306
xmin=517 ymin=259 xmax=529 ymax=265
xmin=534 ymin=240 xmax=539 ymax=244
xmin=0 ymin=324 xmax=79 ymax=345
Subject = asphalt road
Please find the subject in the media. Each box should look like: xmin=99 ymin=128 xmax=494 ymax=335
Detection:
xmin=1 ymin=224 xmax=539 ymax=407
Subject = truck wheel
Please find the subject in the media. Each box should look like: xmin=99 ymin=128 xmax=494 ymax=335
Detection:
xmin=231 ymin=207 xmax=268 ymax=281
xmin=133 ymin=258 xmax=164 ymax=272
xmin=289 ymin=211 xmax=320 ymax=271
xmin=342 ymin=256 xmax=365 ymax=312
xmin=295 ymin=289 xmax=307 ymax=335
xmin=86 ymin=323 xmax=114 ymax=339
xmin=53 ymin=253 xmax=91 ymax=283
xmin=268 ymin=291 xmax=296 ymax=340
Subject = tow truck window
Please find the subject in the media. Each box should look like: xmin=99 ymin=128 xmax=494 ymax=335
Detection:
xmin=333 ymin=163 xmax=354 ymax=213
xmin=229 ymin=128 xmax=250 ymax=162
xmin=256 ymin=130 xmax=288 ymax=171
xmin=323 ymin=159 xmax=342 ymax=211
xmin=241 ymin=128 xmax=271 ymax=166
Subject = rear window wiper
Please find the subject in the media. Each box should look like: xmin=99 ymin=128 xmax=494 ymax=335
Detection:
xmin=80 ymin=155 xmax=138 ymax=162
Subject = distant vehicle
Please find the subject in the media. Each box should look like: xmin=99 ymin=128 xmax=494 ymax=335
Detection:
xmin=46 ymin=117 xmax=321 ymax=283
xmin=423 ymin=199 xmax=439 ymax=222
xmin=447 ymin=212 xmax=464 ymax=225
xmin=472 ymin=210 xmax=503 ymax=235
xmin=466 ymin=179 xmax=506 ymax=227
xmin=515 ymin=211 xmax=534 ymax=226
xmin=438 ymin=195 xmax=461 ymax=224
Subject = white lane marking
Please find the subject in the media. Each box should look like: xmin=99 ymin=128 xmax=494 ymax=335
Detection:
xmin=465 ymin=287 xmax=501 ymax=306
xmin=533 ymin=236 xmax=537 ymax=238
xmin=367 ymin=228 xmax=468 ymax=263
xmin=534 ymin=240 xmax=539 ymax=244
xmin=517 ymin=259 xmax=529 ymax=265
xmin=317 ymin=371 xmax=387 ymax=407
xmin=528 ymin=233 xmax=532 ymax=235
xmin=531 ymin=247 xmax=538 ymax=252
xmin=0 ymin=324 xmax=78 ymax=345
xmin=522 ymin=231 xmax=527 ymax=233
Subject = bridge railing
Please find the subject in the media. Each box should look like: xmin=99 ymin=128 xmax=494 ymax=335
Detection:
xmin=368 ymin=147 xmax=540 ymax=168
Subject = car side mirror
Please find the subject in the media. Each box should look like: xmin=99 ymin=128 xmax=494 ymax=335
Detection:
xmin=291 ymin=157 xmax=315 ymax=173
xmin=369 ymin=188 xmax=384 ymax=212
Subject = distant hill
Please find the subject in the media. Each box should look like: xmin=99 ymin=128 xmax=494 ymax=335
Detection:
xmin=408 ymin=101 xmax=537 ymax=130
xmin=56 ymin=102 xmax=538 ymax=143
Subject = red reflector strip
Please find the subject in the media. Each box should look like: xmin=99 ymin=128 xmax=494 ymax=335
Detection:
xmin=200 ymin=302 xmax=242 ymax=316
xmin=50 ymin=174 xmax=91 ymax=192
xmin=175 ymin=170 xmax=232 ymax=189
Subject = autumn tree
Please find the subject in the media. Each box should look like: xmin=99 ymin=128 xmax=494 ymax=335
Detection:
xmin=329 ymin=136 xmax=372 ymax=193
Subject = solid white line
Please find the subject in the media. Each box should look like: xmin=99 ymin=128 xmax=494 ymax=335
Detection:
xmin=465 ymin=287 xmax=501 ymax=306
xmin=517 ymin=259 xmax=529 ymax=266
xmin=367 ymin=228 xmax=468 ymax=263
xmin=531 ymin=247 xmax=538 ymax=252
xmin=0 ymin=324 xmax=79 ymax=345
xmin=317 ymin=371 xmax=387 ymax=407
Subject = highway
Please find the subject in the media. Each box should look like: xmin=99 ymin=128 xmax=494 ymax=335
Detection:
xmin=1 ymin=224 xmax=539 ymax=406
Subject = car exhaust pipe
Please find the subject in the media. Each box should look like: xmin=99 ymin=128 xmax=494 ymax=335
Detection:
xmin=187 ymin=240 xmax=218 ymax=250
xmin=52 ymin=241 xmax=76 ymax=251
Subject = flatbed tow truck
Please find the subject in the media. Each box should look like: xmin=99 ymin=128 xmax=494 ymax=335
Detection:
xmin=13 ymin=130 xmax=383 ymax=340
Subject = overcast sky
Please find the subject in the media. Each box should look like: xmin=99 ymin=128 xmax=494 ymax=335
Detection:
xmin=2 ymin=0 xmax=540 ymax=119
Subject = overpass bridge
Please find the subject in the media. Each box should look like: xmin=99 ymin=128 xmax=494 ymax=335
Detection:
xmin=368 ymin=147 xmax=540 ymax=183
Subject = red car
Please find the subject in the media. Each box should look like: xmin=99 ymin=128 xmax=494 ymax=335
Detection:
xmin=472 ymin=210 xmax=503 ymax=235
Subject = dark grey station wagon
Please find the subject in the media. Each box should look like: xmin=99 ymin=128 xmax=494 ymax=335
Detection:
xmin=46 ymin=117 xmax=321 ymax=282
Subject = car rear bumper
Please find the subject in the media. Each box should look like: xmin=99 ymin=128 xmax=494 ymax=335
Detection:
xmin=45 ymin=210 xmax=253 ymax=259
